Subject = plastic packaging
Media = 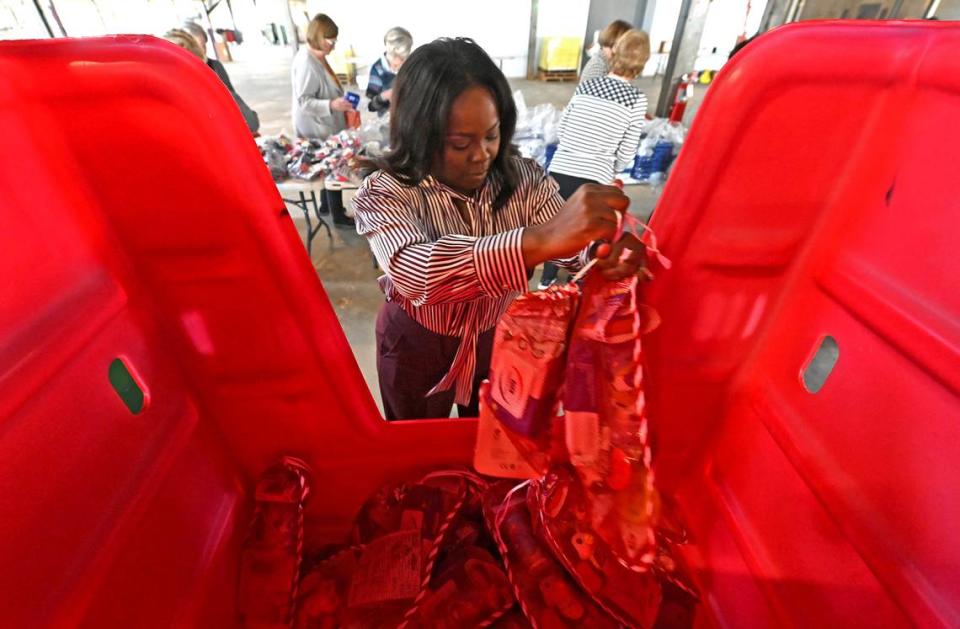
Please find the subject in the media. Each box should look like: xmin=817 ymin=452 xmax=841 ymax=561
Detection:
xmin=404 ymin=546 xmax=515 ymax=628
xmin=257 ymin=134 xmax=295 ymax=182
xmin=560 ymin=271 xmax=661 ymax=570
xmin=483 ymin=483 xmax=619 ymax=628
xmin=295 ymin=471 xmax=513 ymax=628
xmin=484 ymin=285 xmax=580 ymax=475
xmin=530 ymin=466 xmax=662 ymax=628
xmin=630 ymin=118 xmax=687 ymax=183
xmin=238 ymin=457 xmax=312 ymax=628
xmin=257 ymin=130 xmax=372 ymax=184
xmin=514 ymin=90 xmax=561 ymax=167
xmin=295 ymin=546 xmax=364 ymax=629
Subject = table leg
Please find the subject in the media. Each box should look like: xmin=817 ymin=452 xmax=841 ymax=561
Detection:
xmin=309 ymin=190 xmax=332 ymax=243
xmin=298 ymin=190 xmax=313 ymax=256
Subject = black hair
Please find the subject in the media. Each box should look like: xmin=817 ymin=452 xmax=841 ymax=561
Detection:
xmin=728 ymin=34 xmax=756 ymax=60
xmin=374 ymin=38 xmax=519 ymax=210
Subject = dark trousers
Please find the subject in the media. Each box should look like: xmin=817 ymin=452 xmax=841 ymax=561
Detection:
xmin=320 ymin=189 xmax=347 ymax=220
xmin=541 ymin=172 xmax=600 ymax=285
xmin=376 ymin=302 xmax=495 ymax=420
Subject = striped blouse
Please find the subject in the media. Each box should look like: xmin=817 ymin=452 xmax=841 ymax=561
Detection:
xmin=352 ymin=157 xmax=587 ymax=405
xmin=579 ymin=51 xmax=609 ymax=83
xmin=549 ymin=75 xmax=647 ymax=184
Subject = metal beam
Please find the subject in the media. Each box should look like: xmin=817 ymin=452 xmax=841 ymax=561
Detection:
xmin=200 ymin=0 xmax=221 ymax=61
xmin=634 ymin=0 xmax=649 ymax=30
xmin=526 ymin=0 xmax=540 ymax=79
xmin=32 ymin=0 xmax=54 ymax=37
xmin=225 ymin=0 xmax=238 ymax=31
xmin=786 ymin=0 xmax=806 ymax=22
xmin=759 ymin=0 xmax=794 ymax=32
xmin=656 ymin=0 xmax=711 ymax=118
xmin=46 ymin=0 xmax=68 ymax=37
xmin=89 ymin=0 xmax=107 ymax=33
xmin=284 ymin=0 xmax=298 ymax=53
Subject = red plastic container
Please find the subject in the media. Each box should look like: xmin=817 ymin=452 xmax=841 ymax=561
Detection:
xmin=0 ymin=23 xmax=957 ymax=627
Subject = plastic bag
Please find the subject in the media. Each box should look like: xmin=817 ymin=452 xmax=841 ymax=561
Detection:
xmin=358 ymin=112 xmax=390 ymax=154
xmin=489 ymin=609 xmax=533 ymax=628
xmin=294 ymin=471 xmax=506 ymax=628
xmin=404 ymin=546 xmax=515 ymax=628
xmin=258 ymin=135 xmax=294 ymax=182
xmin=483 ymin=482 xmax=620 ymax=628
xmin=530 ymin=466 xmax=662 ymax=628
xmin=259 ymin=131 xmax=369 ymax=183
xmin=516 ymin=138 xmax=547 ymax=165
xmin=295 ymin=546 xmax=364 ymax=629
xmin=560 ymin=270 xmax=662 ymax=569
xmin=238 ymin=456 xmax=312 ymax=628
xmin=631 ymin=118 xmax=687 ymax=183
xmin=514 ymin=90 xmax=560 ymax=166
xmin=340 ymin=474 xmax=467 ymax=625
xmin=483 ymin=285 xmax=580 ymax=475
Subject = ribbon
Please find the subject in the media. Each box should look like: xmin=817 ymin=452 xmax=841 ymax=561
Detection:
xmin=426 ymin=307 xmax=480 ymax=406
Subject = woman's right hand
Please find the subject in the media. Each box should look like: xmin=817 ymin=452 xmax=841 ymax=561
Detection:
xmin=522 ymin=184 xmax=629 ymax=266
xmin=330 ymin=97 xmax=353 ymax=112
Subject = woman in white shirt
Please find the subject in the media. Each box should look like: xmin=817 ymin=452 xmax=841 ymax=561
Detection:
xmin=290 ymin=13 xmax=355 ymax=226
xmin=541 ymin=29 xmax=650 ymax=288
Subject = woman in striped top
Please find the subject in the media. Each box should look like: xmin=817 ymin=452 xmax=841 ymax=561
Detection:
xmin=541 ymin=29 xmax=651 ymax=288
xmin=579 ymin=19 xmax=632 ymax=84
xmin=352 ymin=38 xmax=647 ymax=420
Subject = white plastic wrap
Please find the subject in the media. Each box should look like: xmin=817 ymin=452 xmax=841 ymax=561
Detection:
xmin=513 ymin=90 xmax=561 ymax=167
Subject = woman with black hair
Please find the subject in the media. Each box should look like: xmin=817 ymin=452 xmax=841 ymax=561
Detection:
xmin=353 ymin=38 xmax=646 ymax=420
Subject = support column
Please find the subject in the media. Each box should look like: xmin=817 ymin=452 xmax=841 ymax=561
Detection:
xmin=759 ymin=0 xmax=796 ymax=32
xmin=32 ymin=0 xmax=55 ymax=37
xmin=46 ymin=0 xmax=68 ymax=36
xmin=285 ymin=0 xmax=299 ymax=54
xmin=200 ymin=1 xmax=221 ymax=61
xmin=526 ymin=0 xmax=540 ymax=79
xmin=655 ymin=0 xmax=710 ymax=117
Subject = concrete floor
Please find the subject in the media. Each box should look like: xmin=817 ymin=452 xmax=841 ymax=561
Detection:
xmin=228 ymin=46 xmax=699 ymax=411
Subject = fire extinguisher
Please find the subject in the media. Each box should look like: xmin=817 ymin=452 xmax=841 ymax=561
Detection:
xmin=668 ymin=73 xmax=695 ymax=123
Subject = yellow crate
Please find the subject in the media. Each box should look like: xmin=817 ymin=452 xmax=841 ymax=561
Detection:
xmin=328 ymin=46 xmax=356 ymax=83
xmin=539 ymin=36 xmax=582 ymax=71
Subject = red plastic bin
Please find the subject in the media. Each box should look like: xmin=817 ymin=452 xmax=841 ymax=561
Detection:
xmin=0 ymin=22 xmax=957 ymax=628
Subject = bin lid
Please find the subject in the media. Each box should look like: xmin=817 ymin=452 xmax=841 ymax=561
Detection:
xmin=0 ymin=36 xmax=472 ymax=627
xmin=646 ymin=19 xmax=960 ymax=628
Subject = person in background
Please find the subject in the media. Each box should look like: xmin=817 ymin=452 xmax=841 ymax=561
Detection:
xmin=164 ymin=28 xmax=205 ymax=60
xmin=182 ymin=21 xmax=260 ymax=134
xmin=290 ymin=13 xmax=354 ymax=227
xmin=580 ymin=19 xmax=632 ymax=83
xmin=727 ymin=33 xmax=757 ymax=60
xmin=540 ymin=29 xmax=650 ymax=289
xmin=353 ymin=38 xmax=646 ymax=420
xmin=366 ymin=27 xmax=413 ymax=116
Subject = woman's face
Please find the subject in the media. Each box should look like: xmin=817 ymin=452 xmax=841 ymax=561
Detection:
xmin=602 ymin=45 xmax=614 ymax=59
xmin=434 ymin=85 xmax=500 ymax=195
xmin=387 ymin=53 xmax=405 ymax=72
xmin=314 ymin=36 xmax=336 ymax=57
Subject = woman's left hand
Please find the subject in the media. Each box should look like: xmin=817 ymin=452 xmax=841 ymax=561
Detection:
xmin=594 ymin=233 xmax=649 ymax=281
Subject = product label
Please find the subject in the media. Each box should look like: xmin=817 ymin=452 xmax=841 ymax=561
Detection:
xmin=565 ymin=410 xmax=601 ymax=468
xmin=347 ymin=529 xmax=421 ymax=607
xmin=473 ymin=388 xmax=539 ymax=479
xmin=490 ymin=341 xmax=547 ymax=421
